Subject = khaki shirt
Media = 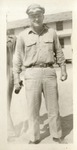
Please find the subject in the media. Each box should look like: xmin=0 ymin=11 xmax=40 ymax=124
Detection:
xmin=13 ymin=25 xmax=65 ymax=75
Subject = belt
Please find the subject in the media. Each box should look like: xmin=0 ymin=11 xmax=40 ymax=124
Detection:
xmin=26 ymin=63 xmax=53 ymax=68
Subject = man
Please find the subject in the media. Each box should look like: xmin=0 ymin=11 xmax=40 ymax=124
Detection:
xmin=7 ymin=33 xmax=25 ymax=141
xmin=7 ymin=34 xmax=17 ymax=139
xmin=13 ymin=4 xmax=67 ymax=144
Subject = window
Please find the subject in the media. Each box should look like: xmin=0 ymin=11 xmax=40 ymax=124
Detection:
xmin=59 ymin=38 xmax=64 ymax=48
xmin=56 ymin=21 xmax=63 ymax=30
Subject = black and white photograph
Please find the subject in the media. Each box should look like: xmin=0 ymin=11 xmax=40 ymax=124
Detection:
xmin=0 ymin=0 xmax=77 ymax=150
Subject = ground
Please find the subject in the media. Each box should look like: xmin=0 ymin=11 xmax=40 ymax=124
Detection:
xmin=9 ymin=63 xmax=73 ymax=144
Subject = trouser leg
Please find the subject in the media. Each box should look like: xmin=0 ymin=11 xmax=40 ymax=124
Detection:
xmin=43 ymin=68 xmax=62 ymax=138
xmin=25 ymin=79 xmax=42 ymax=142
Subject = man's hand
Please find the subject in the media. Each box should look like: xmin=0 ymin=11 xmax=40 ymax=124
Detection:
xmin=60 ymin=73 xmax=67 ymax=81
xmin=60 ymin=65 xmax=67 ymax=81
xmin=14 ymin=80 xmax=23 ymax=94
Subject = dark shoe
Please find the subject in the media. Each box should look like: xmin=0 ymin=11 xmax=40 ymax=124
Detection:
xmin=53 ymin=137 xmax=67 ymax=144
xmin=29 ymin=140 xmax=40 ymax=144
xmin=53 ymin=137 xmax=61 ymax=143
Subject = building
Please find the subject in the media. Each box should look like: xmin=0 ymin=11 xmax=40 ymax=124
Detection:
xmin=7 ymin=11 xmax=72 ymax=60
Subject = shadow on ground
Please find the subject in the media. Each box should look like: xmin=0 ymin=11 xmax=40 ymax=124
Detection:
xmin=40 ymin=113 xmax=73 ymax=141
xmin=13 ymin=113 xmax=73 ymax=142
xmin=61 ymin=114 xmax=73 ymax=138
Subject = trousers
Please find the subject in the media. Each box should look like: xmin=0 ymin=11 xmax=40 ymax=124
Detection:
xmin=24 ymin=67 xmax=62 ymax=141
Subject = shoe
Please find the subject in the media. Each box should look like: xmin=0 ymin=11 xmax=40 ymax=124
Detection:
xmin=53 ymin=137 xmax=68 ymax=144
xmin=29 ymin=140 xmax=40 ymax=144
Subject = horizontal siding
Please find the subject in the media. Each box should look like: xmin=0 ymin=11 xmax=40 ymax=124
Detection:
xmin=7 ymin=11 xmax=72 ymax=30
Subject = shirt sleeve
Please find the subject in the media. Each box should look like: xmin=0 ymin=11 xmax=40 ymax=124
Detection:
xmin=13 ymin=34 xmax=24 ymax=84
xmin=53 ymin=30 xmax=66 ymax=66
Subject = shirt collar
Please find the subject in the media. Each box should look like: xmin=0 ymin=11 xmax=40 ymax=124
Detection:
xmin=27 ymin=24 xmax=48 ymax=35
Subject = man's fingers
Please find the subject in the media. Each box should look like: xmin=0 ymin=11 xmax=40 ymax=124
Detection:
xmin=60 ymin=75 xmax=67 ymax=81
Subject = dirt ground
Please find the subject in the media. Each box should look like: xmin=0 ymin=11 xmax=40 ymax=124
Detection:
xmin=9 ymin=63 xmax=73 ymax=144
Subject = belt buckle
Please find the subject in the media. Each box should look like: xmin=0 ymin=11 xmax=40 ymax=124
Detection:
xmin=39 ymin=63 xmax=47 ymax=67
xmin=44 ymin=64 xmax=46 ymax=67
xmin=39 ymin=63 xmax=43 ymax=67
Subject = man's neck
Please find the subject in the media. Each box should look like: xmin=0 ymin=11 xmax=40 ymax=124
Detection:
xmin=32 ymin=25 xmax=44 ymax=34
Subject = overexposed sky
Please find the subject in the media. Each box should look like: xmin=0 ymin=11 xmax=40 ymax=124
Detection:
xmin=1 ymin=0 xmax=76 ymax=22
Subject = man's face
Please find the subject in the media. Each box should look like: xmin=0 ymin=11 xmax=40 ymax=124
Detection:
xmin=29 ymin=12 xmax=44 ymax=27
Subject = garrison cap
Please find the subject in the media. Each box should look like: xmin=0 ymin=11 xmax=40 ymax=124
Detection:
xmin=26 ymin=4 xmax=45 ymax=15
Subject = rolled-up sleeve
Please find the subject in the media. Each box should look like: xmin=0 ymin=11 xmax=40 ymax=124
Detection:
xmin=53 ymin=30 xmax=66 ymax=66
xmin=13 ymin=35 xmax=24 ymax=84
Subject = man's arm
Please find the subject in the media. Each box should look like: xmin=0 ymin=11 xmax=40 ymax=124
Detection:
xmin=13 ymin=34 xmax=24 ymax=93
xmin=53 ymin=30 xmax=67 ymax=81
xmin=60 ymin=65 xmax=67 ymax=81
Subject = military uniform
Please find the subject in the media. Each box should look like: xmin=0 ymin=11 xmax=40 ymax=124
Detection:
xmin=13 ymin=4 xmax=67 ymax=143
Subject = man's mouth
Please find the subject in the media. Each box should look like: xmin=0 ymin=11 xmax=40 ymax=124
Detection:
xmin=34 ymin=21 xmax=40 ymax=24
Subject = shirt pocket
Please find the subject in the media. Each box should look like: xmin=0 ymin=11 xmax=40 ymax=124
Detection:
xmin=26 ymin=40 xmax=36 ymax=47
xmin=43 ymin=37 xmax=54 ymax=51
xmin=25 ymin=40 xmax=37 ymax=56
xmin=42 ymin=37 xmax=55 ymax=62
